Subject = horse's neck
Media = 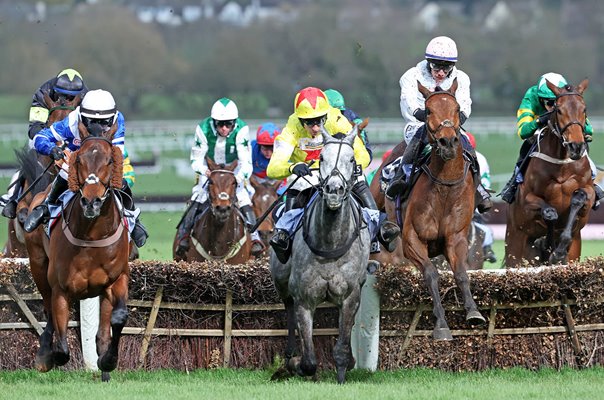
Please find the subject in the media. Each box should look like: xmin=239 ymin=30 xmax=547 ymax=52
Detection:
xmin=68 ymin=196 xmax=121 ymax=238
xmin=537 ymin=130 xmax=569 ymax=160
xmin=308 ymin=196 xmax=355 ymax=246
xmin=428 ymin=147 xmax=466 ymax=180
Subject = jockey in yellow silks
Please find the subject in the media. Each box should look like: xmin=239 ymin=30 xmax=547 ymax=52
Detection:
xmin=267 ymin=86 xmax=400 ymax=263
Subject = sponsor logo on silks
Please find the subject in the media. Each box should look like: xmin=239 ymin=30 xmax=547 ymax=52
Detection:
xmin=73 ymin=138 xmax=81 ymax=147
xmin=299 ymin=137 xmax=323 ymax=161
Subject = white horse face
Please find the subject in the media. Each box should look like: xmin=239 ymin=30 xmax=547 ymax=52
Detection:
xmin=320 ymin=127 xmax=357 ymax=210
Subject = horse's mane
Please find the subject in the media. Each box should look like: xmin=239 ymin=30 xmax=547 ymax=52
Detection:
xmin=14 ymin=145 xmax=52 ymax=196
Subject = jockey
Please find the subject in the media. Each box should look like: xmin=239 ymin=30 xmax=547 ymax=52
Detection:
xmin=174 ymin=97 xmax=265 ymax=258
xmin=466 ymin=132 xmax=497 ymax=263
xmin=267 ymin=86 xmax=400 ymax=264
xmin=1 ymin=69 xmax=88 ymax=219
xmin=23 ymin=89 xmax=149 ymax=247
xmin=499 ymin=72 xmax=604 ymax=208
xmin=324 ymin=88 xmax=373 ymax=161
xmin=384 ymin=36 xmax=492 ymax=213
xmin=252 ymin=122 xmax=280 ymax=179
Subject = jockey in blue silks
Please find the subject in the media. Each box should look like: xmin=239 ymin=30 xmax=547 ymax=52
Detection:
xmin=23 ymin=89 xmax=148 ymax=247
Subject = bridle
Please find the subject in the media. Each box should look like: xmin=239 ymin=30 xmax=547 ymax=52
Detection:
xmin=423 ymin=91 xmax=461 ymax=158
xmin=207 ymin=169 xmax=237 ymax=214
xmin=318 ymin=139 xmax=356 ymax=199
xmin=548 ymin=91 xmax=587 ymax=147
xmin=73 ymin=136 xmax=115 ymax=203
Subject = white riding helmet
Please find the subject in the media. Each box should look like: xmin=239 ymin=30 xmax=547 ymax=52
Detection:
xmin=211 ymin=97 xmax=238 ymax=121
xmin=425 ymin=36 xmax=458 ymax=63
xmin=80 ymin=89 xmax=117 ymax=120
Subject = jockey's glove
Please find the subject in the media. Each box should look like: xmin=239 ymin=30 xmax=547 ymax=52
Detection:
xmin=413 ymin=108 xmax=426 ymax=122
xmin=585 ymin=134 xmax=593 ymax=143
xmin=536 ymin=113 xmax=551 ymax=127
xmin=50 ymin=146 xmax=65 ymax=161
xmin=290 ymin=163 xmax=311 ymax=177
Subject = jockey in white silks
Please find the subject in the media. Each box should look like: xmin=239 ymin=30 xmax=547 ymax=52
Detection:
xmin=174 ymin=97 xmax=265 ymax=258
xmin=384 ymin=36 xmax=492 ymax=214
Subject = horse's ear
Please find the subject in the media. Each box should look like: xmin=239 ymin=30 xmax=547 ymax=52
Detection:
xmin=546 ymin=79 xmax=563 ymax=97
xmin=43 ymin=91 xmax=54 ymax=107
xmin=346 ymin=125 xmax=358 ymax=146
xmin=206 ymin=157 xmax=218 ymax=171
xmin=226 ymin=160 xmax=238 ymax=172
xmin=449 ymin=78 xmax=458 ymax=95
xmin=358 ymin=117 xmax=369 ymax=131
xmin=576 ymin=78 xmax=589 ymax=95
xmin=271 ymin=179 xmax=282 ymax=191
xmin=249 ymin=174 xmax=260 ymax=189
xmin=417 ymin=81 xmax=431 ymax=99
xmin=320 ymin=124 xmax=333 ymax=144
xmin=105 ymin=121 xmax=118 ymax=141
xmin=78 ymin=120 xmax=91 ymax=140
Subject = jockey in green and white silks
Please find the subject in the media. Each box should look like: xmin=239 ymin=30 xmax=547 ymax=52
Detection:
xmin=175 ymin=98 xmax=265 ymax=258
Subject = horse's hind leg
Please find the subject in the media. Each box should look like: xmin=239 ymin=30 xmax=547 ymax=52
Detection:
xmin=97 ymin=274 xmax=129 ymax=382
xmin=550 ymin=190 xmax=587 ymax=264
xmin=334 ymin=287 xmax=361 ymax=384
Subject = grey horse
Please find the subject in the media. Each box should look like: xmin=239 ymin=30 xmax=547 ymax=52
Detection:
xmin=270 ymin=126 xmax=371 ymax=384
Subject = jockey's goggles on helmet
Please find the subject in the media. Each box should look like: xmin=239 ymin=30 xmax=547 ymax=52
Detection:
xmin=299 ymin=115 xmax=327 ymax=127
xmin=81 ymin=115 xmax=114 ymax=130
xmin=429 ymin=61 xmax=454 ymax=74
xmin=58 ymin=93 xmax=76 ymax=102
xmin=214 ymin=119 xmax=235 ymax=128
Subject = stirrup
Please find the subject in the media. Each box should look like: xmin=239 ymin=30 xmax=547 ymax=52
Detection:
xmin=270 ymin=231 xmax=291 ymax=264
xmin=385 ymin=179 xmax=407 ymax=201
xmin=476 ymin=198 xmax=493 ymax=214
xmin=378 ymin=222 xmax=400 ymax=253
xmin=132 ymin=223 xmax=148 ymax=247
xmin=175 ymin=236 xmax=190 ymax=258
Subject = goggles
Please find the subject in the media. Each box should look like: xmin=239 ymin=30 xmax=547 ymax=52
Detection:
xmin=299 ymin=115 xmax=327 ymax=127
xmin=82 ymin=115 xmax=114 ymax=129
xmin=543 ymin=99 xmax=556 ymax=108
xmin=429 ymin=62 xmax=454 ymax=74
xmin=214 ymin=119 xmax=235 ymax=128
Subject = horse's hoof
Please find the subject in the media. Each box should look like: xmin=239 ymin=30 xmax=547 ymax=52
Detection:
xmin=466 ymin=311 xmax=486 ymax=326
xmin=337 ymin=367 xmax=347 ymax=384
xmin=542 ymin=207 xmax=558 ymax=221
xmin=98 ymin=353 xmax=118 ymax=372
xmin=101 ymin=372 xmax=111 ymax=382
xmin=432 ymin=328 xmax=453 ymax=340
xmin=35 ymin=353 xmax=55 ymax=372
xmin=53 ymin=351 xmax=70 ymax=367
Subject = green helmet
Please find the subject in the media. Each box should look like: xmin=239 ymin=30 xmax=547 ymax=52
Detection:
xmin=537 ymin=72 xmax=567 ymax=99
xmin=324 ymin=89 xmax=346 ymax=110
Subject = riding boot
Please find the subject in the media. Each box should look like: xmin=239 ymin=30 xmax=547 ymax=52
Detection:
xmin=464 ymin=143 xmax=492 ymax=214
xmin=175 ymin=201 xmax=204 ymax=258
xmin=1 ymin=175 xmax=23 ymax=219
xmin=385 ymin=136 xmax=423 ymax=200
xmin=240 ymin=204 xmax=265 ymax=256
xmin=500 ymin=139 xmax=534 ymax=204
xmin=483 ymin=245 xmax=497 ymax=263
xmin=354 ymin=181 xmax=400 ymax=253
xmin=593 ymin=183 xmax=604 ymax=210
xmin=24 ymin=175 xmax=68 ymax=232
xmin=119 ymin=180 xmax=148 ymax=247
xmin=269 ymin=190 xmax=297 ymax=263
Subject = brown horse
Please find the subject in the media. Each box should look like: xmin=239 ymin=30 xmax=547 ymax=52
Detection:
xmin=505 ymin=79 xmax=593 ymax=268
xmin=172 ymin=159 xmax=252 ymax=263
xmin=3 ymin=92 xmax=79 ymax=257
xmin=249 ymin=174 xmax=281 ymax=250
xmin=386 ymin=79 xmax=485 ymax=340
xmin=25 ymin=129 xmax=129 ymax=381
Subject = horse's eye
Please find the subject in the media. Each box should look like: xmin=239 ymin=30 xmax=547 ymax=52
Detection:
xmin=350 ymin=156 xmax=355 ymax=163
xmin=319 ymin=155 xmax=324 ymax=162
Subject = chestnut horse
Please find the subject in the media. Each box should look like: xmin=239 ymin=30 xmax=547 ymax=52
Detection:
xmin=3 ymin=92 xmax=79 ymax=257
xmin=172 ymin=159 xmax=251 ymax=263
xmin=386 ymin=80 xmax=485 ymax=340
xmin=25 ymin=130 xmax=129 ymax=381
xmin=249 ymin=174 xmax=281 ymax=250
xmin=505 ymin=79 xmax=593 ymax=268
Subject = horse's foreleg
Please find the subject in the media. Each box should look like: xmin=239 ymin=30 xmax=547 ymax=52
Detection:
xmin=29 ymin=258 xmax=56 ymax=372
xmin=50 ymin=289 xmax=71 ymax=367
xmin=550 ymin=190 xmax=587 ymax=265
xmin=35 ymin=310 xmax=55 ymax=372
xmin=447 ymin=241 xmax=485 ymax=326
xmin=334 ymin=287 xmax=361 ymax=384
xmin=289 ymin=304 xmax=317 ymax=378
xmin=284 ymin=297 xmax=297 ymax=361
xmin=98 ymin=273 xmax=128 ymax=379
xmin=404 ymin=236 xmax=451 ymax=340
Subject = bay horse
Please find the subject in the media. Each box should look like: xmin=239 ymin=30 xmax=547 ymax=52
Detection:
xmin=386 ymin=80 xmax=485 ymax=340
xmin=249 ymin=174 xmax=281 ymax=251
xmin=172 ymin=159 xmax=252 ymax=263
xmin=505 ymin=79 xmax=593 ymax=268
xmin=3 ymin=92 xmax=79 ymax=257
xmin=270 ymin=126 xmax=371 ymax=384
xmin=25 ymin=128 xmax=129 ymax=381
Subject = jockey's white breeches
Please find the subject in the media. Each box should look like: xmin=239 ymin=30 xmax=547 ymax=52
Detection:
xmin=190 ymin=175 xmax=252 ymax=207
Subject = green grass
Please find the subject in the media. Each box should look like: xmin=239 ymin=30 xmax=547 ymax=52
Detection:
xmin=1 ymin=367 xmax=604 ymax=400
